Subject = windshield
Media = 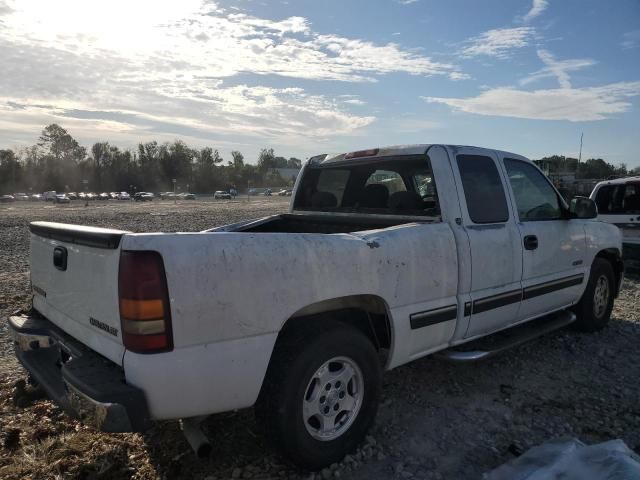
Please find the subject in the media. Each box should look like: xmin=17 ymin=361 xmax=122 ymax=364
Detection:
xmin=293 ymin=156 xmax=440 ymax=217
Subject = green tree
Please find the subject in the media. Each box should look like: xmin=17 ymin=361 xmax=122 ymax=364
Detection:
xmin=257 ymin=148 xmax=276 ymax=173
xmin=231 ymin=150 xmax=244 ymax=167
xmin=576 ymin=158 xmax=615 ymax=179
xmin=287 ymin=157 xmax=302 ymax=169
xmin=0 ymin=149 xmax=22 ymax=193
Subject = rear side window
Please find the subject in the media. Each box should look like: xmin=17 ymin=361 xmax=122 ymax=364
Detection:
xmin=456 ymin=155 xmax=509 ymax=223
xmin=595 ymin=183 xmax=640 ymax=214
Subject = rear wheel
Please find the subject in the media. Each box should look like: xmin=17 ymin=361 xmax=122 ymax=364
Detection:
xmin=572 ymin=258 xmax=615 ymax=332
xmin=257 ymin=320 xmax=381 ymax=470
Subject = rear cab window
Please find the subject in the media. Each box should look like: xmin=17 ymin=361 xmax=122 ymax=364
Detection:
xmin=456 ymin=155 xmax=509 ymax=224
xmin=293 ymin=156 xmax=440 ymax=218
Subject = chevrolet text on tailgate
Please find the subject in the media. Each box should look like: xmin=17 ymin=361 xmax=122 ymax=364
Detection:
xmin=9 ymin=144 xmax=623 ymax=469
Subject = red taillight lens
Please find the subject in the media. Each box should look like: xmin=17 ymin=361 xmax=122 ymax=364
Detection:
xmin=344 ymin=148 xmax=379 ymax=159
xmin=118 ymin=251 xmax=173 ymax=353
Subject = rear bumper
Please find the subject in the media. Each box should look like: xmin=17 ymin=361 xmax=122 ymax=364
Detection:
xmin=8 ymin=311 xmax=150 ymax=432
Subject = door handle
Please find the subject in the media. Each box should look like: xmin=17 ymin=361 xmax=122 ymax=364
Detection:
xmin=524 ymin=235 xmax=538 ymax=250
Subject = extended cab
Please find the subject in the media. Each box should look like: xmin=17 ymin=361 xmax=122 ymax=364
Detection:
xmin=9 ymin=145 xmax=623 ymax=469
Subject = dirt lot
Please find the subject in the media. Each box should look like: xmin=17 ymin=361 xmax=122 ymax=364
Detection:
xmin=1 ymin=199 xmax=639 ymax=480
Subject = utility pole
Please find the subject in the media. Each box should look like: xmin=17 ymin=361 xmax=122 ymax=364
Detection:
xmin=172 ymin=178 xmax=177 ymax=204
xmin=578 ymin=132 xmax=583 ymax=165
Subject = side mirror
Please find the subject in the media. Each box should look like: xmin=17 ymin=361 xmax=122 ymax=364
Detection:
xmin=570 ymin=196 xmax=597 ymax=219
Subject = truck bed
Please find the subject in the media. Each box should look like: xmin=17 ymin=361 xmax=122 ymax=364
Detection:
xmin=233 ymin=213 xmax=420 ymax=234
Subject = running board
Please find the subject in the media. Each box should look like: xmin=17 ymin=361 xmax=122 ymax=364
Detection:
xmin=436 ymin=310 xmax=576 ymax=362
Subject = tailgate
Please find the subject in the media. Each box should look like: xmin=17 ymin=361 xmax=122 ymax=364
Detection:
xmin=29 ymin=222 xmax=130 ymax=364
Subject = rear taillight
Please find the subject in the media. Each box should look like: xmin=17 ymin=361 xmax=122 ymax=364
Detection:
xmin=118 ymin=251 xmax=173 ymax=353
xmin=344 ymin=148 xmax=379 ymax=159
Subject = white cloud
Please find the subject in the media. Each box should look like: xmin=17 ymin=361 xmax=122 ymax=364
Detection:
xmin=622 ymin=30 xmax=640 ymax=49
xmin=0 ymin=0 xmax=464 ymax=149
xmin=460 ymin=27 xmax=534 ymax=59
xmin=423 ymin=82 xmax=640 ymax=122
xmin=0 ymin=0 xmax=454 ymax=84
xmin=339 ymin=95 xmax=366 ymax=106
xmin=523 ymin=0 xmax=548 ymax=22
xmin=449 ymin=71 xmax=471 ymax=81
xmin=396 ymin=0 xmax=419 ymax=4
xmin=521 ymin=50 xmax=595 ymax=88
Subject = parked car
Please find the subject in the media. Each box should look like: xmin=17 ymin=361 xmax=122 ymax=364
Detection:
xmin=134 ymin=192 xmax=154 ymax=201
xmin=109 ymin=192 xmax=119 ymax=199
xmin=214 ymin=191 xmax=232 ymax=199
xmin=30 ymin=193 xmax=43 ymax=201
xmin=117 ymin=192 xmax=131 ymax=200
xmin=13 ymin=193 xmax=29 ymax=201
xmin=277 ymin=189 xmax=293 ymax=196
xmin=67 ymin=192 xmax=78 ymax=200
xmin=98 ymin=193 xmax=110 ymax=200
xmin=591 ymin=176 xmax=640 ymax=271
xmin=9 ymin=144 xmax=623 ymax=470
xmin=86 ymin=192 xmax=97 ymax=200
xmin=0 ymin=194 xmax=15 ymax=203
xmin=180 ymin=193 xmax=196 ymax=200
xmin=43 ymin=191 xmax=57 ymax=201
xmin=54 ymin=194 xmax=70 ymax=204
xmin=263 ymin=188 xmax=272 ymax=196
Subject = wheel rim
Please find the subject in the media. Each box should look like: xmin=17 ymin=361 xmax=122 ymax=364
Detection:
xmin=593 ymin=274 xmax=610 ymax=319
xmin=302 ymin=356 xmax=364 ymax=442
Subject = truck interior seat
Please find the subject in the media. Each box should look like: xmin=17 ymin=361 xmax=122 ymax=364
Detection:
xmin=357 ymin=184 xmax=389 ymax=209
xmin=311 ymin=191 xmax=338 ymax=208
xmin=388 ymin=191 xmax=422 ymax=211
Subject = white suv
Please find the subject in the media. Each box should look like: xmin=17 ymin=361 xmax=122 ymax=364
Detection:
xmin=591 ymin=176 xmax=640 ymax=271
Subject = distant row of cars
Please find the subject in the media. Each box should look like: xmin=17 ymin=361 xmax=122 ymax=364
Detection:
xmin=246 ymin=188 xmax=292 ymax=196
xmin=0 ymin=191 xmax=200 ymax=203
xmin=1 ymin=188 xmax=291 ymax=204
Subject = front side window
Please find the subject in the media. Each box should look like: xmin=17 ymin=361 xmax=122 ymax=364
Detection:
xmin=456 ymin=155 xmax=509 ymax=223
xmin=504 ymin=158 xmax=562 ymax=221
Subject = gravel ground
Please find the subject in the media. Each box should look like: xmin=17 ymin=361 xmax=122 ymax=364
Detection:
xmin=1 ymin=199 xmax=639 ymax=480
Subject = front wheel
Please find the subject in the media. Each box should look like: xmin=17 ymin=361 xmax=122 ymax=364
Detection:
xmin=257 ymin=321 xmax=381 ymax=470
xmin=572 ymin=258 xmax=615 ymax=332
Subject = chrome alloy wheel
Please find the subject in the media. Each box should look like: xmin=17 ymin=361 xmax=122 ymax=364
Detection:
xmin=593 ymin=274 xmax=610 ymax=319
xmin=302 ymin=356 xmax=364 ymax=441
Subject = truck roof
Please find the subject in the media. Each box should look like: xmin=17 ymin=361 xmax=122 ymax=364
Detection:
xmin=592 ymin=175 xmax=640 ymax=188
xmin=312 ymin=144 xmax=529 ymax=165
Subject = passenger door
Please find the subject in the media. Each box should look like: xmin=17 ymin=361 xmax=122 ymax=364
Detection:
xmin=451 ymin=149 xmax=523 ymax=338
xmin=500 ymin=157 xmax=587 ymax=320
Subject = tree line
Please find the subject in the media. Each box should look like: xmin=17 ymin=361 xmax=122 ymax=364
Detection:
xmin=0 ymin=124 xmax=303 ymax=194
xmin=1 ymin=125 xmax=637 ymax=195
xmin=534 ymin=155 xmax=637 ymax=179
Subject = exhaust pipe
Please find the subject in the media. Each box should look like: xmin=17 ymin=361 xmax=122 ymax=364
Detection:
xmin=181 ymin=416 xmax=212 ymax=458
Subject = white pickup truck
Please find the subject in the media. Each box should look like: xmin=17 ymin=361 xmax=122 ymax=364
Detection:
xmin=9 ymin=144 xmax=623 ymax=469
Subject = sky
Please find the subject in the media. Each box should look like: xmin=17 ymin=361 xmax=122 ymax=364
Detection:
xmin=0 ymin=0 xmax=639 ymax=166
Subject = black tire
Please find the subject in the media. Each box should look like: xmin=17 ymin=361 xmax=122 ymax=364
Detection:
xmin=256 ymin=320 xmax=381 ymax=470
xmin=572 ymin=258 xmax=615 ymax=332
